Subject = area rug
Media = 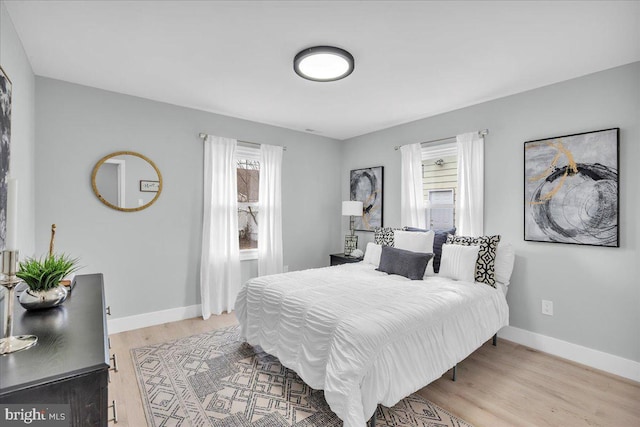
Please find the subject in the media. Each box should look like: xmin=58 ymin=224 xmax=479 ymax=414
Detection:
xmin=132 ymin=325 xmax=473 ymax=427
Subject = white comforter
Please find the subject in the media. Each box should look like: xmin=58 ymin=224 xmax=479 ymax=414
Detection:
xmin=235 ymin=263 xmax=509 ymax=427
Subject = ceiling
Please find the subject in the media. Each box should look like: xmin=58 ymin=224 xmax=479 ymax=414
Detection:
xmin=5 ymin=1 xmax=640 ymax=140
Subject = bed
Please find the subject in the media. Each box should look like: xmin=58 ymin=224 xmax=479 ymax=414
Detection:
xmin=235 ymin=232 xmax=513 ymax=427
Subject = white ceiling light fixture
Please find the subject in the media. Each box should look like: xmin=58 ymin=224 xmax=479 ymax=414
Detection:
xmin=294 ymin=46 xmax=355 ymax=82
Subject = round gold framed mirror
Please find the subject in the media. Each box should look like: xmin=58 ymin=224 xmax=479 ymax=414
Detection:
xmin=91 ymin=151 xmax=163 ymax=212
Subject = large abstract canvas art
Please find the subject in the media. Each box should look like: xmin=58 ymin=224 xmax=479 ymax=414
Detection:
xmin=350 ymin=166 xmax=383 ymax=231
xmin=0 ymin=66 xmax=11 ymax=250
xmin=524 ymin=128 xmax=619 ymax=247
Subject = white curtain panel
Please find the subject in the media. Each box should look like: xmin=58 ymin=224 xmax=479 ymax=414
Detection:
xmin=200 ymin=135 xmax=241 ymax=319
xmin=400 ymin=142 xmax=427 ymax=229
xmin=258 ymin=144 xmax=284 ymax=276
xmin=456 ymin=132 xmax=484 ymax=236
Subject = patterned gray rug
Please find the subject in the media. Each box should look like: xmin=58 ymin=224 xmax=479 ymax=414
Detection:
xmin=132 ymin=325 xmax=473 ymax=427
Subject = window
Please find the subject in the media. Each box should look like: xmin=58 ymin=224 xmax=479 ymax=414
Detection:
xmin=426 ymin=189 xmax=455 ymax=229
xmin=422 ymin=143 xmax=458 ymax=229
xmin=236 ymin=146 xmax=260 ymax=257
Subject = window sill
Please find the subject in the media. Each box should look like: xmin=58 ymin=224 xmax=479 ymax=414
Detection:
xmin=240 ymin=249 xmax=258 ymax=261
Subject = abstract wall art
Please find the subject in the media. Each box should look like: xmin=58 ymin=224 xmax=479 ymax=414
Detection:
xmin=0 ymin=66 xmax=11 ymax=250
xmin=524 ymin=128 xmax=619 ymax=247
xmin=350 ymin=166 xmax=383 ymax=231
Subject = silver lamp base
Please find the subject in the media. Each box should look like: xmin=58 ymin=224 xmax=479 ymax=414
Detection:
xmin=1 ymin=250 xmax=38 ymax=354
xmin=344 ymin=235 xmax=358 ymax=256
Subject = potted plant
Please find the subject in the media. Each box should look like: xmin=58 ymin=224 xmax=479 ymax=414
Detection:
xmin=16 ymin=254 xmax=79 ymax=310
xmin=15 ymin=225 xmax=79 ymax=310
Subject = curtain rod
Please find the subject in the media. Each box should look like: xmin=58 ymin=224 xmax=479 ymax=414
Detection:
xmin=198 ymin=133 xmax=287 ymax=151
xmin=393 ymin=129 xmax=489 ymax=151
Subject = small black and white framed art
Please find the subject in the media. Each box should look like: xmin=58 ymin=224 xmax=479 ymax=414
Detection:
xmin=140 ymin=180 xmax=160 ymax=192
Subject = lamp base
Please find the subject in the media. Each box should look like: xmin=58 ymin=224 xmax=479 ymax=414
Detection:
xmin=344 ymin=235 xmax=358 ymax=256
xmin=0 ymin=335 xmax=38 ymax=355
xmin=2 ymin=249 xmax=39 ymax=355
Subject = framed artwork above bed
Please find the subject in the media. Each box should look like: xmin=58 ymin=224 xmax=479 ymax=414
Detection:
xmin=524 ymin=128 xmax=619 ymax=247
xmin=350 ymin=166 xmax=383 ymax=231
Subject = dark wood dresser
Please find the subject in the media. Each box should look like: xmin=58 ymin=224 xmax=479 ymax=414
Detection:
xmin=0 ymin=273 xmax=111 ymax=426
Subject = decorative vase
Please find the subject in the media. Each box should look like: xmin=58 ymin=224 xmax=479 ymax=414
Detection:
xmin=19 ymin=285 xmax=68 ymax=310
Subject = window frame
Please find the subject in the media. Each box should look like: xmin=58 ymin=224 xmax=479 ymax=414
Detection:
xmin=236 ymin=145 xmax=260 ymax=261
xmin=421 ymin=142 xmax=458 ymax=230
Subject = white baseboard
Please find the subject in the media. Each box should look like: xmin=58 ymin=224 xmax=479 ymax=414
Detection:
xmin=499 ymin=326 xmax=640 ymax=383
xmin=107 ymin=304 xmax=202 ymax=334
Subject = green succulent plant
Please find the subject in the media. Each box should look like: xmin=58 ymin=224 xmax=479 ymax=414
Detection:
xmin=16 ymin=254 xmax=80 ymax=291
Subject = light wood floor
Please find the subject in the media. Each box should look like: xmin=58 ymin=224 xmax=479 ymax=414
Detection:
xmin=109 ymin=314 xmax=640 ymax=427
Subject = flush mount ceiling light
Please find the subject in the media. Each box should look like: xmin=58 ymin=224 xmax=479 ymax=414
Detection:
xmin=293 ymin=46 xmax=355 ymax=82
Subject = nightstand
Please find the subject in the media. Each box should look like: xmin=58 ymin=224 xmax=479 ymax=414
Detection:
xmin=330 ymin=253 xmax=363 ymax=266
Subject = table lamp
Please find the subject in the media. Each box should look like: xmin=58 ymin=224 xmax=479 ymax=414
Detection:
xmin=342 ymin=201 xmax=363 ymax=256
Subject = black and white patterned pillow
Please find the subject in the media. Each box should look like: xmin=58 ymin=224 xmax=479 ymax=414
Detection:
xmin=373 ymin=227 xmax=398 ymax=246
xmin=445 ymin=235 xmax=501 ymax=287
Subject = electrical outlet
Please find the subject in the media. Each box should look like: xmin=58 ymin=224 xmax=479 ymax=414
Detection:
xmin=541 ymin=299 xmax=553 ymax=316
xmin=283 ymin=265 xmax=289 ymax=273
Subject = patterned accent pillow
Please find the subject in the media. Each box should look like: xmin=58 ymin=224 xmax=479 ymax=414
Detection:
xmin=445 ymin=235 xmax=501 ymax=287
xmin=373 ymin=227 xmax=398 ymax=246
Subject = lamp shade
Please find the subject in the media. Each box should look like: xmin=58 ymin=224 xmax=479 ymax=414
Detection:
xmin=342 ymin=201 xmax=363 ymax=216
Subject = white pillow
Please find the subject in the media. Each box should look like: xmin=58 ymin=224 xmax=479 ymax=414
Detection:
xmin=439 ymin=243 xmax=481 ymax=283
xmin=394 ymin=230 xmax=436 ymax=279
xmin=363 ymin=242 xmax=383 ymax=267
xmin=494 ymin=242 xmax=515 ymax=286
xmin=394 ymin=230 xmax=435 ymax=253
xmin=424 ymin=258 xmax=435 ymax=277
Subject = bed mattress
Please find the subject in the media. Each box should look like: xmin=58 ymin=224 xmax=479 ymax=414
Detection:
xmin=235 ymin=262 xmax=509 ymax=427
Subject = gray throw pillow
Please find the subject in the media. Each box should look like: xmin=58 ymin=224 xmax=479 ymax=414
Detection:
xmin=376 ymin=245 xmax=434 ymax=280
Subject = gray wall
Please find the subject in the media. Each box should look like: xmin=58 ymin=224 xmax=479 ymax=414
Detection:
xmin=30 ymin=47 xmax=639 ymax=363
xmin=0 ymin=1 xmax=36 ymax=256
xmin=35 ymin=77 xmax=342 ymax=319
xmin=341 ymin=62 xmax=640 ymax=362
